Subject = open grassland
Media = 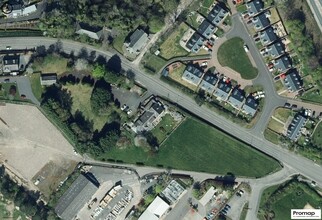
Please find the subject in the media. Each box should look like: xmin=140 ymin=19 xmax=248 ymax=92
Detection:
xmin=218 ymin=37 xmax=258 ymax=80
xmin=32 ymin=54 xmax=70 ymax=75
xmin=258 ymin=180 xmax=322 ymax=220
xmin=104 ymin=118 xmax=281 ymax=177
xmin=159 ymin=23 xmax=189 ymax=59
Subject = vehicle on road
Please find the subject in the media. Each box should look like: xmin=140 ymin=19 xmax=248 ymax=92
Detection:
xmin=6 ymin=46 xmax=11 ymax=50
xmin=243 ymin=44 xmax=249 ymax=52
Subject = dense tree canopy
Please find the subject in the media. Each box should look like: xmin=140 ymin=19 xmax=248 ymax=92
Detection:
xmin=90 ymin=79 xmax=113 ymax=114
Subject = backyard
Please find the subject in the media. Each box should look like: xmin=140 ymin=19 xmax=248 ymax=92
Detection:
xmin=32 ymin=54 xmax=70 ymax=75
xmin=258 ymin=179 xmax=322 ymax=220
xmin=29 ymin=73 xmax=43 ymax=101
xmin=103 ymin=118 xmax=281 ymax=177
xmin=151 ymin=114 xmax=180 ymax=144
xmin=218 ymin=37 xmax=258 ymax=80
xmin=159 ymin=23 xmax=190 ymax=59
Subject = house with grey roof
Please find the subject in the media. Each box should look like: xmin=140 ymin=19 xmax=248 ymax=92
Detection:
xmin=287 ymin=114 xmax=307 ymax=141
xmin=182 ymin=65 xmax=204 ymax=86
xmin=228 ymin=88 xmax=245 ymax=109
xmin=260 ymin=27 xmax=277 ymax=46
xmin=283 ymin=70 xmax=303 ymax=92
xmin=40 ymin=73 xmax=57 ymax=86
xmin=124 ymin=29 xmax=149 ymax=54
xmin=213 ymin=80 xmax=232 ymax=101
xmin=197 ymin=20 xmax=216 ymax=39
xmin=2 ymin=55 xmax=20 ymax=74
xmin=207 ymin=4 xmax=228 ymax=26
xmin=133 ymin=96 xmax=166 ymax=133
xmin=252 ymin=13 xmax=270 ymax=30
xmin=185 ymin=32 xmax=205 ymax=53
xmin=75 ymin=22 xmax=103 ymax=40
xmin=242 ymin=96 xmax=259 ymax=117
xmin=266 ymin=42 xmax=285 ymax=58
xmin=246 ymin=0 xmax=264 ymax=17
xmin=6 ymin=3 xmax=37 ymax=18
xmin=274 ymin=55 xmax=292 ymax=73
xmin=199 ymin=72 xmax=218 ymax=94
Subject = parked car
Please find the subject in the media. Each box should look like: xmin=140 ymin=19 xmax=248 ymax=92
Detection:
xmin=200 ymin=61 xmax=208 ymax=67
xmin=291 ymin=104 xmax=297 ymax=109
xmin=243 ymin=44 xmax=249 ymax=52
xmin=127 ymin=109 xmax=132 ymax=115
xmin=257 ymin=91 xmax=265 ymax=95
xmin=20 ymin=94 xmax=26 ymax=99
xmin=6 ymin=46 xmax=11 ymax=50
xmin=284 ymin=103 xmax=291 ymax=108
xmin=121 ymin=104 xmax=128 ymax=111
xmin=4 ymin=78 xmax=9 ymax=83
xmin=259 ymin=94 xmax=265 ymax=98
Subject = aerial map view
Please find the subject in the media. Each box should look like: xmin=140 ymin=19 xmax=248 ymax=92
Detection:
xmin=0 ymin=0 xmax=321 ymax=219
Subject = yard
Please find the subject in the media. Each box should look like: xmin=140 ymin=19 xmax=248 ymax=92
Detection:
xmin=169 ymin=64 xmax=199 ymax=91
xmin=264 ymin=129 xmax=280 ymax=145
xmin=103 ymin=118 xmax=281 ymax=177
xmin=267 ymin=119 xmax=284 ymax=134
xmin=29 ymin=73 xmax=43 ymax=101
xmin=312 ymin=121 xmax=322 ymax=148
xmin=112 ymin=34 xmax=126 ymax=55
xmin=141 ymin=52 xmax=167 ymax=74
xmin=274 ymin=80 xmax=284 ymax=93
xmin=217 ymin=37 xmax=258 ymax=80
xmin=32 ymin=54 xmax=70 ymax=75
xmin=151 ymin=114 xmax=179 ymax=144
xmin=159 ymin=23 xmax=190 ymax=59
xmin=273 ymin=108 xmax=293 ymax=123
xmin=0 ymin=83 xmax=20 ymax=100
xmin=258 ymin=180 xmax=322 ymax=220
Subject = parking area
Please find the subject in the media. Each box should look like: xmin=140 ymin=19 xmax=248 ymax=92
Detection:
xmin=225 ymin=190 xmax=250 ymax=220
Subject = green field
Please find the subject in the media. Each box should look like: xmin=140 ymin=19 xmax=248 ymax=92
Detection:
xmin=33 ymin=54 xmax=70 ymax=75
xmin=141 ymin=52 xmax=167 ymax=74
xmin=104 ymin=118 xmax=281 ymax=177
xmin=29 ymin=73 xmax=43 ymax=101
xmin=312 ymin=122 xmax=322 ymax=148
xmin=258 ymin=180 xmax=322 ymax=220
xmin=218 ymin=37 xmax=258 ymax=79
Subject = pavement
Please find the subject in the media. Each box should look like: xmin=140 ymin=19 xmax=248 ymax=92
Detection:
xmin=306 ymin=0 xmax=322 ymax=33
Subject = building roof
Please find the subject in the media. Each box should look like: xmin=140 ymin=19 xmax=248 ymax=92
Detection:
xmin=185 ymin=32 xmax=205 ymax=53
xmin=228 ymin=88 xmax=245 ymax=108
xmin=260 ymin=27 xmax=277 ymax=45
xmin=126 ymin=29 xmax=149 ymax=53
xmin=287 ymin=114 xmax=306 ymax=141
xmin=274 ymin=55 xmax=292 ymax=72
xmin=161 ymin=180 xmax=185 ymax=205
xmin=40 ymin=73 xmax=57 ymax=81
xmin=200 ymin=73 xmax=218 ymax=93
xmin=76 ymin=22 xmax=103 ymax=40
xmin=3 ymin=55 xmax=20 ymax=73
xmin=242 ymin=96 xmax=258 ymax=116
xmin=207 ymin=4 xmax=228 ymax=26
xmin=22 ymin=4 xmax=37 ymax=14
xmin=151 ymin=102 xmax=165 ymax=115
xmin=55 ymin=173 xmax=99 ymax=219
xmin=182 ymin=65 xmax=203 ymax=86
xmin=246 ymin=0 xmax=264 ymax=16
xmin=284 ymin=70 xmax=303 ymax=92
xmin=266 ymin=41 xmax=285 ymax=58
xmin=197 ymin=20 xmax=216 ymax=39
xmin=214 ymin=81 xmax=232 ymax=100
xmin=138 ymin=196 xmax=169 ymax=220
xmin=252 ymin=13 xmax=270 ymax=30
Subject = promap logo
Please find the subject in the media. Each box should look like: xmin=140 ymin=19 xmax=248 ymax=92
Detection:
xmin=1 ymin=1 xmax=13 ymax=15
xmin=291 ymin=209 xmax=321 ymax=219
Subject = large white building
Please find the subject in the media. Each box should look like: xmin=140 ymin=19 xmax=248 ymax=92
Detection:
xmin=138 ymin=196 xmax=170 ymax=220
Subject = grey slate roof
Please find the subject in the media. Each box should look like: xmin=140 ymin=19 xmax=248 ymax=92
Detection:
xmin=197 ymin=20 xmax=216 ymax=39
xmin=199 ymin=72 xmax=218 ymax=93
xmin=185 ymin=32 xmax=205 ymax=53
xmin=151 ymin=102 xmax=165 ymax=114
xmin=207 ymin=4 xmax=228 ymax=26
xmin=41 ymin=73 xmax=57 ymax=81
xmin=3 ymin=55 xmax=20 ymax=73
xmin=55 ymin=173 xmax=99 ymax=220
xmin=75 ymin=22 xmax=103 ymax=40
xmin=260 ymin=27 xmax=277 ymax=45
xmin=287 ymin=114 xmax=306 ymax=141
xmin=274 ymin=55 xmax=292 ymax=72
xmin=252 ymin=13 xmax=270 ymax=30
xmin=182 ymin=65 xmax=203 ymax=86
xmin=214 ymin=80 xmax=232 ymax=100
xmin=266 ymin=42 xmax=285 ymax=58
xmin=242 ymin=96 xmax=258 ymax=116
xmin=228 ymin=88 xmax=245 ymax=109
xmin=125 ymin=29 xmax=149 ymax=54
xmin=246 ymin=0 xmax=264 ymax=16
xmin=284 ymin=71 xmax=303 ymax=92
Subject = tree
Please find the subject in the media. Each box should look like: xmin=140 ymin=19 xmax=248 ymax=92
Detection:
xmin=92 ymin=64 xmax=106 ymax=78
xmin=90 ymin=79 xmax=112 ymax=114
xmin=99 ymin=130 xmax=119 ymax=151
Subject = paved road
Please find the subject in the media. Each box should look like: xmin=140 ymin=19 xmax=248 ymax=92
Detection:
xmin=2 ymin=37 xmax=322 ymax=188
xmin=306 ymin=0 xmax=322 ymax=33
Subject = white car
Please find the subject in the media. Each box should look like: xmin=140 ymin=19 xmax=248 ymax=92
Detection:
xmin=121 ymin=104 xmax=127 ymax=111
xmin=127 ymin=109 xmax=132 ymax=115
xmin=254 ymin=95 xmax=259 ymax=100
xmin=257 ymin=91 xmax=265 ymax=95
xmin=200 ymin=61 xmax=208 ymax=67
xmin=259 ymin=94 xmax=265 ymax=98
xmin=243 ymin=44 xmax=249 ymax=52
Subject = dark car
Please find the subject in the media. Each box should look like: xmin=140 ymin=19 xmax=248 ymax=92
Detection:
xmin=284 ymin=103 xmax=291 ymax=108
xmin=291 ymin=104 xmax=297 ymax=109
xmin=4 ymin=78 xmax=9 ymax=83
xmin=20 ymin=94 xmax=26 ymax=99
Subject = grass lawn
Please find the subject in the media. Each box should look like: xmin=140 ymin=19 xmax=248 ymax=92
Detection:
xmin=104 ymin=118 xmax=281 ymax=177
xmin=0 ymin=83 xmax=20 ymax=100
xmin=29 ymin=73 xmax=43 ymax=101
xmin=199 ymin=0 xmax=215 ymax=15
xmin=258 ymin=180 xmax=322 ymax=220
xmin=264 ymin=129 xmax=280 ymax=145
xmin=240 ymin=202 xmax=249 ymax=220
xmin=273 ymin=108 xmax=293 ymax=123
xmin=244 ymin=84 xmax=263 ymax=95
xmin=64 ymin=83 xmax=117 ymax=131
xmin=32 ymin=54 xmax=70 ymax=75
xmin=0 ymin=202 xmax=10 ymax=219
xmin=274 ymin=80 xmax=284 ymax=93
xmin=160 ymin=23 xmax=189 ymax=59
xmin=112 ymin=34 xmax=126 ymax=54
xmin=141 ymin=52 xmax=167 ymax=74
xmin=236 ymin=4 xmax=247 ymax=13
xmin=218 ymin=37 xmax=258 ymax=80
xmin=267 ymin=118 xmax=284 ymax=134
xmin=301 ymin=88 xmax=322 ymax=104
xmin=151 ymin=114 xmax=179 ymax=144
xmin=312 ymin=121 xmax=322 ymax=148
